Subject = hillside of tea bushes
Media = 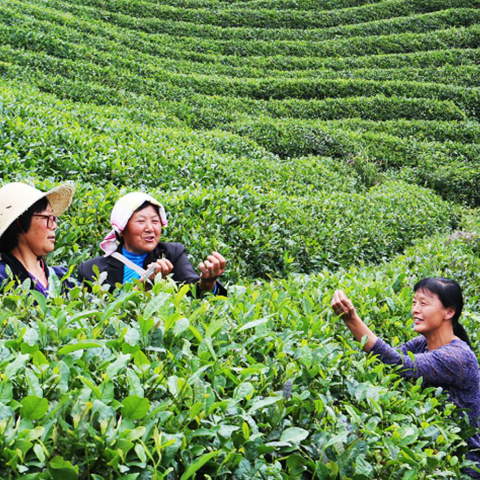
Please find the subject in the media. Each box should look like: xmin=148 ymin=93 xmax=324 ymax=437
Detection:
xmin=0 ymin=0 xmax=479 ymax=478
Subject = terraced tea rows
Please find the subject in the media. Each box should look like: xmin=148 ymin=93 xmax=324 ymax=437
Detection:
xmin=0 ymin=0 xmax=479 ymax=477
xmin=1 ymin=0 xmax=479 ymax=209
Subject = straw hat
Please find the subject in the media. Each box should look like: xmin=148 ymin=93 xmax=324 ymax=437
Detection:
xmin=0 ymin=182 xmax=75 ymax=239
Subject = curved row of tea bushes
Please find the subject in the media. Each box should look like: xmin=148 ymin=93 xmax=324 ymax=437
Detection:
xmin=0 ymin=51 xmax=473 ymax=125
xmin=58 ymin=180 xmax=461 ymax=279
xmin=229 ymin=119 xmax=480 ymax=205
xmin=14 ymin=0 xmax=480 ymax=43
xmin=0 ymin=81 xmax=462 ymax=279
xmin=2 ymin=54 xmax=478 ymax=205
xmin=6 ymin=1 xmax=480 ymax=65
xmin=5 ymin=2 xmax=480 ymax=77
xmin=3 ymin=8 xmax=479 ymax=87
xmin=2 ymin=57 xmax=478 ymax=208
xmin=0 ymin=227 xmax=478 ymax=479
xmin=95 ymin=8 xmax=479 ymax=42
xmin=5 ymin=41 xmax=477 ymax=110
xmin=66 ymin=0 xmax=479 ymax=29
xmin=295 ymin=118 xmax=480 ymax=144
xmin=10 ymin=4 xmax=480 ymax=63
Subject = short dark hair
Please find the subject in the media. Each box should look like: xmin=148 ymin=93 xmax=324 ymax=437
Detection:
xmin=0 ymin=197 xmax=49 ymax=253
xmin=134 ymin=201 xmax=160 ymax=216
xmin=414 ymin=277 xmax=471 ymax=347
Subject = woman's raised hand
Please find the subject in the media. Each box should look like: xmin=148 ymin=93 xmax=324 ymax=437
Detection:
xmin=331 ymin=290 xmax=377 ymax=351
xmin=143 ymin=258 xmax=174 ymax=282
xmin=198 ymin=252 xmax=226 ymax=291
xmin=331 ymin=289 xmax=358 ymax=323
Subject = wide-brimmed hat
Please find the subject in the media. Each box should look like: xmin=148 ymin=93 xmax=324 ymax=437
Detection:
xmin=0 ymin=182 xmax=75 ymax=239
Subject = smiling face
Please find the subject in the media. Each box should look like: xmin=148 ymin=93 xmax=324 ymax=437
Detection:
xmin=121 ymin=205 xmax=161 ymax=254
xmin=19 ymin=203 xmax=57 ymax=257
xmin=411 ymin=289 xmax=455 ymax=334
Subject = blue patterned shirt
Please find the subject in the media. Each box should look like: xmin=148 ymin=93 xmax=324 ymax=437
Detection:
xmin=372 ymin=337 xmax=480 ymax=477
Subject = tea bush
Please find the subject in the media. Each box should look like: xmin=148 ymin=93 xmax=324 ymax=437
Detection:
xmin=0 ymin=82 xmax=464 ymax=279
xmin=0 ymin=228 xmax=479 ymax=479
xmin=0 ymin=0 xmax=479 ymax=477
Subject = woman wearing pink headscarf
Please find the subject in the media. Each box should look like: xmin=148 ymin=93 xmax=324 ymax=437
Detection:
xmin=78 ymin=192 xmax=226 ymax=295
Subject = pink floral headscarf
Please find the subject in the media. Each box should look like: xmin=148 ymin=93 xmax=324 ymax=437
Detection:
xmin=100 ymin=192 xmax=168 ymax=255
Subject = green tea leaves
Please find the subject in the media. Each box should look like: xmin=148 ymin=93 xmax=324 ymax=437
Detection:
xmin=20 ymin=395 xmax=49 ymax=420
xmin=121 ymin=395 xmax=150 ymax=420
xmin=58 ymin=342 xmax=104 ymax=355
xmin=280 ymin=427 xmax=309 ymax=444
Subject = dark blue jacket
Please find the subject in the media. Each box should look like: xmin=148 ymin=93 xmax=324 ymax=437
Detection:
xmin=77 ymin=242 xmax=227 ymax=296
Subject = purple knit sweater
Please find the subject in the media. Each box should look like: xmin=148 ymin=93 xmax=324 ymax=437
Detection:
xmin=371 ymin=337 xmax=480 ymax=477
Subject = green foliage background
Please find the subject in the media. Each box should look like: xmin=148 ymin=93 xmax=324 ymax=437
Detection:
xmin=0 ymin=0 xmax=479 ymax=478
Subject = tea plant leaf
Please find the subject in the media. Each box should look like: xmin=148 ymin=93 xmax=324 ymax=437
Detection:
xmin=48 ymin=456 xmax=79 ymax=480
xmin=124 ymin=327 xmax=140 ymax=346
xmin=218 ymin=425 xmax=239 ymax=438
xmin=355 ymin=454 xmax=374 ymax=476
xmin=205 ymin=318 xmax=224 ymax=338
xmin=237 ymin=316 xmax=271 ymax=332
xmin=79 ymin=376 xmax=102 ymax=400
xmin=280 ymin=427 xmax=309 ymax=444
xmin=5 ymin=353 xmax=29 ymax=380
xmin=20 ymin=395 xmax=49 ymax=420
xmin=33 ymin=443 xmax=46 ymax=463
xmin=127 ymin=369 xmax=144 ymax=397
xmin=174 ymin=317 xmax=190 ymax=336
xmin=32 ymin=351 xmax=49 ymax=368
xmin=58 ymin=342 xmax=104 ymax=355
xmin=23 ymin=426 xmax=45 ymax=442
xmin=134 ymin=443 xmax=147 ymax=463
xmin=66 ymin=309 xmax=102 ymax=326
xmin=143 ymin=293 xmax=170 ymax=320
xmin=25 ymin=369 xmax=43 ymax=397
xmin=106 ymin=353 xmax=131 ymax=379
xmin=234 ymin=382 xmax=254 ymax=400
xmin=0 ymin=403 xmax=14 ymax=421
xmin=30 ymin=290 xmax=47 ymax=315
xmin=23 ymin=327 xmax=39 ymax=347
xmin=122 ymin=395 xmax=150 ymax=420
xmin=180 ymin=450 xmax=220 ymax=480
xmin=0 ymin=382 xmax=13 ymax=405
xmin=248 ymin=396 xmax=281 ymax=413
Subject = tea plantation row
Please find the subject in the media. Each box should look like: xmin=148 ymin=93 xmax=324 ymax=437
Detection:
xmin=1 ymin=0 xmax=480 ymax=477
xmin=0 ymin=80 xmax=465 ymax=280
xmin=1 ymin=0 xmax=479 ymax=209
xmin=0 ymin=224 xmax=479 ymax=479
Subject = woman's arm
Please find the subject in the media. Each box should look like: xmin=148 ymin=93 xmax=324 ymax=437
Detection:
xmin=331 ymin=290 xmax=474 ymax=387
xmin=331 ymin=290 xmax=378 ymax=352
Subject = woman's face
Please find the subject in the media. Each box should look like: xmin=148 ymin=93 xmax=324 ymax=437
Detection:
xmin=122 ymin=205 xmax=161 ymax=254
xmin=19 ymin=203 xmax=58 ymax=257
xmin=411 ymin=289 xmax=454 ymax=334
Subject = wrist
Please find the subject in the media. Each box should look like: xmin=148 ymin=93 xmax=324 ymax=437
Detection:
xmin=199 ymin=278 xmax=216 ymax=291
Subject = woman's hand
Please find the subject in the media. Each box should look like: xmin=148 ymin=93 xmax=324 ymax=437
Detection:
xmin=142 ymin=258 xmax=174 ymax=282
xmin=198 ymin=252 xmax=226 ymax=291
xmin=331 ymin=289 xmax=358 ymax=323
xmin=331 ymin=289 xmax=377 ymax=352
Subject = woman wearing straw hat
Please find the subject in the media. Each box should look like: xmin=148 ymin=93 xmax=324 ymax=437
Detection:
xmin=77 ymin=192 xmax=227 ymax=296
xmin=0 ymin=182 xmax=75 ymax=297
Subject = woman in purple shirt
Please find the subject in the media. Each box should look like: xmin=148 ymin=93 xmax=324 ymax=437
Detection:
xmin=331 ymin=277 xmax=480 ymax=477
